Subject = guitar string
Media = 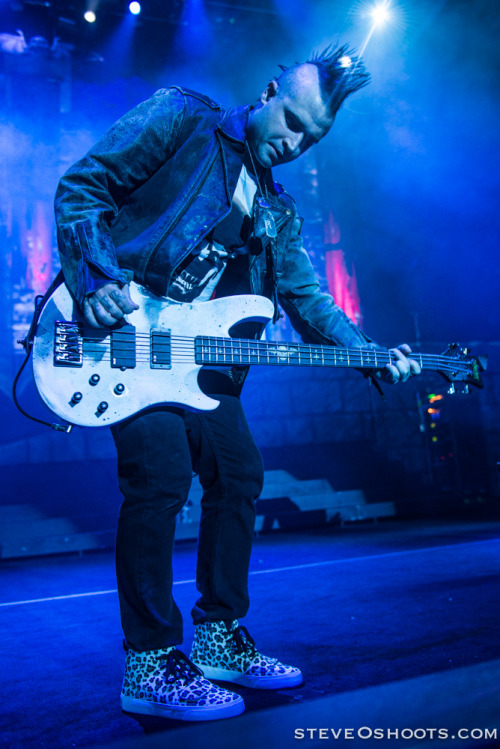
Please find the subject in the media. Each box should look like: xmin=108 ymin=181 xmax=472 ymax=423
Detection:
xmin=77 ymin=345 xmax=471 ymax=367
xmin=81 ymin=339 xmax=460 ymax=356
xmin=76 ymin=348 xmax=473 ymax=371
xmin=79 ymin=359 xmax=471 ymax=372
xmin=81 ymin=333 xmax=472 ymax=362
xmin=79 ymin=333 xmax=467 ymax=354
xmin=80 ymin=350 xmax=471 ymax=366
xmin=78 ymin=338 xmax=471 ymax=365
xmin=73 ymin=353 xmax=472 ymax=374
xmin=78 ymin=352 xmax=472 ymax=374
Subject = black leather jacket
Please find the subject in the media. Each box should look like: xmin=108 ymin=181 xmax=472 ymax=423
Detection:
xmin=55 ymin=86 xmax=373 ymax=349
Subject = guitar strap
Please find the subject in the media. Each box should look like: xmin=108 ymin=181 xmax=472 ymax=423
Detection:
xmin=12 ymin=269 xmax=73 ymax=432
xmin=19 ymin=270 xmax=65 ymax=355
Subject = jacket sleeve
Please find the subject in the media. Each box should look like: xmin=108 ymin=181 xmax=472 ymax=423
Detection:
xmin=277 ymin=215 xmax=381 ymax=349
xmin=54 ymin=87 xmax=187 ymax=306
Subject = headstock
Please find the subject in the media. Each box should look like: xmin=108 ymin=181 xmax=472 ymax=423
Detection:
xmin=438 ymin=343 xmax=488 ymax=393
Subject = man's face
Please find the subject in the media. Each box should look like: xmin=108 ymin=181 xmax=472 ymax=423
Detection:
xmin=246 ymin=64 xmax=335 ymax=168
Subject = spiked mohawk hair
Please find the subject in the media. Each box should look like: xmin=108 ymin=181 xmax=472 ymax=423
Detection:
xmin=278 ymin=44 xmax=370 ymax=118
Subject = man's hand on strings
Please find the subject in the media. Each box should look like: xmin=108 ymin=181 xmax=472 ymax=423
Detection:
xmin=374 ymin=344 xmax=421 ymax=384
xmin=83 ymin=282 xmax=139 ymax=328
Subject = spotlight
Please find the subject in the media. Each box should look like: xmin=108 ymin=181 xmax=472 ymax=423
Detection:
xmin=370 ymin=3 xmax=391 ymax=26
xmin=129 ymin=1 xmax=141 ymax=14
xmin=339 ymin=55 xmax=352 ymax=68
xmin=84 ymin=10 xmax=96 ymax=23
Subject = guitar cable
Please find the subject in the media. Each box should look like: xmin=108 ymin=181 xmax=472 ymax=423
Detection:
xmin=12 ymin=290 xmax=73 ymax=434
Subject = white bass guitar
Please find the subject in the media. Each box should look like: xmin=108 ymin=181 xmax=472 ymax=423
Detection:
xmin=31 ymin=281 xmax=487 ymax=428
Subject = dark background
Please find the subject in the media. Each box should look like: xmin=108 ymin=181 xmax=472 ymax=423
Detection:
xmin=2 ymin=0 xmax=498 ymax=342
xmin=1 ymin=0 xmax=499 ymax=557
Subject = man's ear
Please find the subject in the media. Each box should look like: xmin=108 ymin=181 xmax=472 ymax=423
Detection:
xmin=261 ymin=79 xmax=279 ymax=103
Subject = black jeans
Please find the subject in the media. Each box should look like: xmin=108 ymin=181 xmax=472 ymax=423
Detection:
xmin=111 ymin=371 xmax=264 ymax=652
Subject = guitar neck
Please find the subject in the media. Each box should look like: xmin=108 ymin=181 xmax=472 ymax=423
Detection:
xmin=195 ymin=337 xmax=437 ymax=372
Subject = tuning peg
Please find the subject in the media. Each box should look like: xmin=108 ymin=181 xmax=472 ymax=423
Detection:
xmin=447 ymin=384 xmax=456 ymax=395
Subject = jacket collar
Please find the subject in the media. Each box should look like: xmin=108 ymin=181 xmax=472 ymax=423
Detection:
xmin=217 ymin=104 xmax=252 ymax=148
xmin=217 ymin=103 xmax=278 ymax=195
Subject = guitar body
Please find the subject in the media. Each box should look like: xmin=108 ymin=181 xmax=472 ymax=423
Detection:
xmin=32 ymin=282 xmax=275 ymax=427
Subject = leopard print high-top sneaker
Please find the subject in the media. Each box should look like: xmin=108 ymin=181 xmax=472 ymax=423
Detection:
xmin=121 ymin=644 xmax=244 ymax=720
xmin=190 ymin=620 xmax=303 ymax=689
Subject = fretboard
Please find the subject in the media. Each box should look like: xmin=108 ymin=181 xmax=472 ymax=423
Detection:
xmin=195 ymin=336 xmax=432 ymax=371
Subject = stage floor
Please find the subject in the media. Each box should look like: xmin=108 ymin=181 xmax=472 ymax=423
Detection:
xmin=1 ymin=517 xmax=500 ymax=748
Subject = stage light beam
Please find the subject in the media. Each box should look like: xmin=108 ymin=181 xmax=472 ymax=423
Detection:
xmin=129 ymin=2 xmax=141 ymax=14
xmin=84 ymin=10 xmax=96 ymax=23
xmin=370 ymin=2 xmax=392 ymax=27
xmin=356 ymin=0 xmax=396 ymax=58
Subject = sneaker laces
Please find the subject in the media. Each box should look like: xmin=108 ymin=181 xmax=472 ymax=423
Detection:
xmin=225 ymin=624 xmax=257 ymax=657
xmin=158 ymin=649 xmax=204 ymax=685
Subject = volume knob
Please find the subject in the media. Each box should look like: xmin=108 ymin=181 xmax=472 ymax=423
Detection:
xmin=97 ymin=401 xmax=109 ymax=413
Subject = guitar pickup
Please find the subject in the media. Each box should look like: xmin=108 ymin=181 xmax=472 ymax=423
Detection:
xmin=111 ymin=324 xmax=136 ymax=369
xmin=54 ymin=321 xmax=83 ymax=367
xmin=150 ymin=330 xmax=171 ymax=369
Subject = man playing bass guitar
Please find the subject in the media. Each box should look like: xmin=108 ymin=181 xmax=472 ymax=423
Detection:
xmin=54 ymin=46 xmax=421 ymax=721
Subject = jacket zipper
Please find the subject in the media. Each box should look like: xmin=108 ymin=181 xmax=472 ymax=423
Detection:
xmin=145 ymin=141 xmax=223 ymax=281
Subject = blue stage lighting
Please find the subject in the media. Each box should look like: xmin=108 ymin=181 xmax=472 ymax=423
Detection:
xmin=129 ymin=1 xmax=141 ymax=14
xmin=370 ymin=2 xmax=391 ymax=26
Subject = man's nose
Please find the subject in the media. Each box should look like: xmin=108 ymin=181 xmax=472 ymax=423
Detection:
xmin=284 ymin=131 xmax=303 ymax=155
